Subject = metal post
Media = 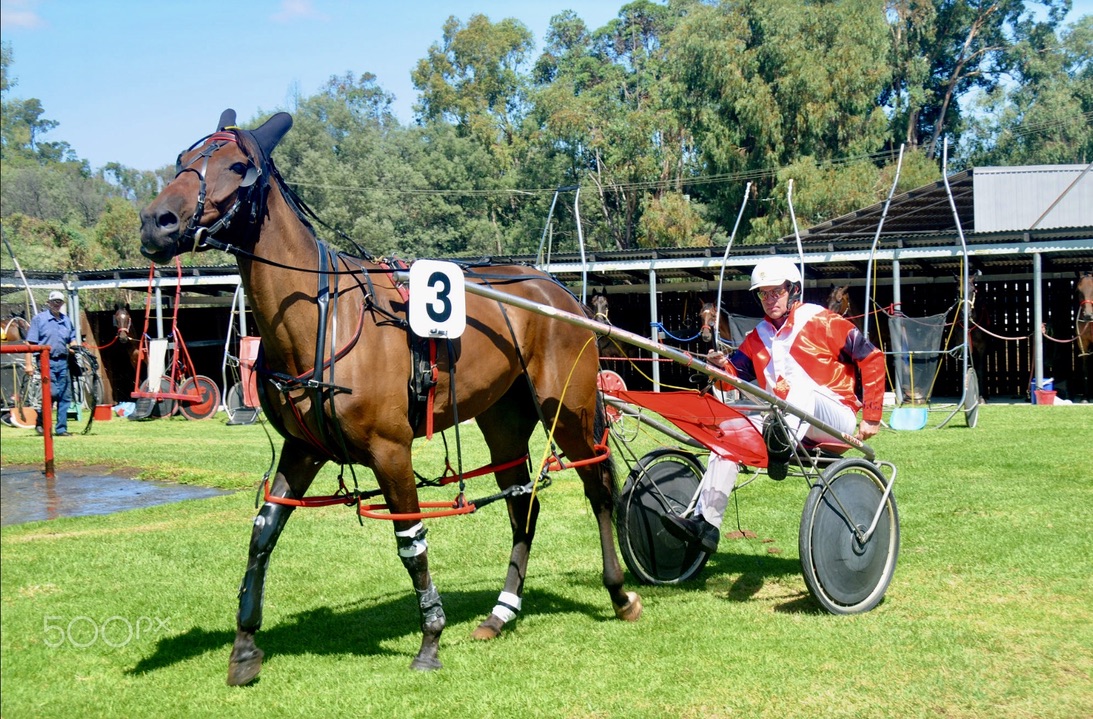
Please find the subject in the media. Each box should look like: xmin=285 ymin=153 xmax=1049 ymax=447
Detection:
xmin=40 ymin=351 xmax=55 ymax=478
xmin=649 ymin=268 xmax=660 ymax=391
xmin=891 ymin=259 xmax=903 ymax=402
xmin=238 ymin=283 xmax=248 ymax=337
xmin=67 ymin=285 xmax=83 ymax=423
xmin=1033 ymin=251 xmax=1044 ymax=395
xmin=154 ymin=271 xmax=165 ymax=340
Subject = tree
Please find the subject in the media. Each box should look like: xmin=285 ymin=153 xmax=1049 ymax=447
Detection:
xmin=884 ymin=0 xmax=1072 ymax=157
xmin=664 ymin=0 xmax=891 ymax=241
xmin=963 ymin=13 xmax=1093 ymax=165
xmin=412 ymin=14 xmax=535 ymax=157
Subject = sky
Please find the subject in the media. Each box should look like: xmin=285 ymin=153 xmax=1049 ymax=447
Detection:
xmin=0 ymin=0 xmax=620 ymax=172
xmin=2 ymin=0 xmax=1090 ymax=174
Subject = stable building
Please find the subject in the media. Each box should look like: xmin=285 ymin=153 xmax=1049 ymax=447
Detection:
xmin=2 ymin=164 xmax=1091 ymax=406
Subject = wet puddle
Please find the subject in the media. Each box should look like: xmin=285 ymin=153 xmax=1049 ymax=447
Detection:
xmin=0 ymin=465 xmax=231 ymax=526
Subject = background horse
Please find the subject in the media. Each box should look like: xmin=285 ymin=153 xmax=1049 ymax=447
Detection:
xmin=825 ymin=285 xmax=864 ymax=332
xmin=697 ymin=301 xmax=732 ymax=351
xmin=1077 ymin=272 xmax=1093 ymax=356
xmin=967 ymin=272 xmax=990 ymax=401
xmin=2 ymin=312 xmax=29 ymax=344
xmin=1075 ymin=271 xmax=1093 ymax=401
xmin=589 ymin=289 xmax=631 ymax=359
xmin=112 ymin=303 xmax=142 ymax=370
xmin=139 ymin=110 xmax=641 ymax=686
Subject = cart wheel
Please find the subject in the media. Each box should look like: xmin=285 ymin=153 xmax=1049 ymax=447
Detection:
xmin=617 ymin=448 xmax=710 ymax=585
xmin=596 ymin=370 xmax=626 ymax=425
xmin=963 ymin=368 xmax=980 ymax=428
xmin=140 ymin=378 xmax=177 ymax=418
xmin=799 ymin=458 xmax=899 ymax=614
xmin=225 ymin=383 xmax=246 ymax=421
xmin=178 ymin=375 xmax=221 ymax=420
xmin=12 ymin=371 xmax=41 ymax=427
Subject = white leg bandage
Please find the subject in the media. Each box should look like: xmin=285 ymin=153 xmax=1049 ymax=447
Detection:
xmin=491 ymin=591 xmax=522 ymax=624
xmin=395 ymin=522 xmax=428 ymax=558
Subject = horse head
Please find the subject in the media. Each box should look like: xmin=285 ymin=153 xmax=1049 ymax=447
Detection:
xmin=698 ymin=302 xmax=721 ymax=345
xmin=1078 ymin=272 xmax=1093 ymax=321
xmin=140 ymin=109 xmax=293 ymax=263
xmin=590 ymin=289 xmax=611 ymax=324
xmin=113 ymin=303 xmax=132 ymax=343
xmin=826 ymin=285 xmax=852 ymax=318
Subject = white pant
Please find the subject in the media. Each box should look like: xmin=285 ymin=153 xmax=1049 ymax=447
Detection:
xmin=694 ymin=392 xmax=857 ymax=529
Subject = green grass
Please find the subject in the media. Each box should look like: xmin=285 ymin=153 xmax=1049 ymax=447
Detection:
xmin=2 ymin=405 xmax=1092 ymax=718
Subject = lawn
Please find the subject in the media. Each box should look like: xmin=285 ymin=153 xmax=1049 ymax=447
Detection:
xmin=2 ymin=404 xmax=1091 ymax=718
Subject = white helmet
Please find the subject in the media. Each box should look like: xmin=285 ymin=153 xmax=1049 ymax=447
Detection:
xmin=750 ymin=257 xmax=802 ymax=290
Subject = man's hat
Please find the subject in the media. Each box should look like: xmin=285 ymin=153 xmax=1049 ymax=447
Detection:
xmin=48 ymin=290 xmax=64 ymax=302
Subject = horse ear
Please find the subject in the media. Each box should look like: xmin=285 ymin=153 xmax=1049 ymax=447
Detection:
xmin=114 ymin=303 xmax=120 ymax=311
xmin=251 ymin=113 xmax=293 ymax=156
xmin=217 ymin=109 xmax=237 ymax=131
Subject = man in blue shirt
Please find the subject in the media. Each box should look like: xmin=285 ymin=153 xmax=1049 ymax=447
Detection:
xmin=24 ymin=291 xmax=78 ymax=436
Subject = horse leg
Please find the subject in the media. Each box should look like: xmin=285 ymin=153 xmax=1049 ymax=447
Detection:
xmin=371 ymin=437 xmax=446 ymax=671
xmin=227 ymin=443 xmax=323 ymax=686
xmin=469 ymin=401 xmax=539 ymax=640
xmin=560 ymin=404 xmax=642 ymax=622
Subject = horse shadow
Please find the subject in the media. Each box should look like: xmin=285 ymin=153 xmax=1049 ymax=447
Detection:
xmin=616 ymin=543 xmax=824 ymax=615
xmin=127 ymin=585 xmax=607 ymax=676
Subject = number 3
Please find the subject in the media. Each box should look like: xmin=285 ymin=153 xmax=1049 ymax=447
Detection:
xmin=427 ymin=271 xmax=451 ymax=322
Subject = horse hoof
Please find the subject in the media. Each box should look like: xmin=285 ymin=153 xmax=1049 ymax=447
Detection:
xmin=470 ymin=615 xmax=505 ymax=641
xmin=410 ymin=654 xmax=442 ymax=671
xmin=613 ymin=591 xmax=643 ymax=622
xmin=227 ymin=648 xmax=264 ymax=686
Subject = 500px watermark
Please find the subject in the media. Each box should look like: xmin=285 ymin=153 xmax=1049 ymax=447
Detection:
xmin=43 ymin=615 xmax=170 ymax=648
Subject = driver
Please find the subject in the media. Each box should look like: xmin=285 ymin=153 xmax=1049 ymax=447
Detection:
xmin=662 ymin=256 xmax=885 ymax=553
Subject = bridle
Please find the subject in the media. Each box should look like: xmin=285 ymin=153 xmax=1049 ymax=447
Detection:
xmin=174 ymin=130 xmax=262 ymax=247
xmin=113 ymin=308 xmax=132 ymax=342
xmin=592 ymin=295 xmax=611 ymax=324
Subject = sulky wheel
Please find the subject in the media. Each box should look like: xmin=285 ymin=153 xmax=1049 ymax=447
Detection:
xmin=799 ymin=458 xmax=899 ymax=614
xmin=616 ymin=448 xmax=710 ymax=585
xmin=178 ymin=375 xmax=221 ymax=420
xmin=140 ymin=377 xmax=177 ymax=418
xmin=225 ymin=383 xmax=246 ymax=421
xmin=963 ymin=368 xmax=980 ymax=428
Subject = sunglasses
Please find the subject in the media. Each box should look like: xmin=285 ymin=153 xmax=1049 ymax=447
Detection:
xmin=754 ymin=285 xmax=788 ymax=301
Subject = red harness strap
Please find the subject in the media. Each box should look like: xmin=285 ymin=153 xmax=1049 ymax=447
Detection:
xmin=544 ymin=428 xmax=612 ymax=472
xmin=261 ymin=454 xmax=532 ymax=519
xmin=425 ymin=339 xmax=439 ymax=439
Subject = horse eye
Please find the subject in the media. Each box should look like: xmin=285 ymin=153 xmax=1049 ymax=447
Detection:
xmin=230 ymin=162 xmax=249 ymax=176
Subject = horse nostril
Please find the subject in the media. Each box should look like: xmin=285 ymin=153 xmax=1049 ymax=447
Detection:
xmin=157 ymin=211 xmax=179 ymax=230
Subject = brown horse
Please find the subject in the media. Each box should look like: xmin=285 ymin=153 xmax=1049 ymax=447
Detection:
xmin=589 ymin=289 xmax=631 ymax=359
xmin=1 ymin=313 xmax=29 ymax=343
xmin=1077 ymin=272 xmax=1093 ymax=357
xmin=698 ymin=301 xmax=732 ymax=350
xmin=1075 ymin=272 xmax=1093 ymax=401
xmin=825 ymin=285 xmax=864 ymax=332
xmin=112 ymin=304 xmax=142 ymax=370
xmin=139 ymin=110 xmax=641 ymax=685
xmin=967 ymin=273 xmax=990 ymax=400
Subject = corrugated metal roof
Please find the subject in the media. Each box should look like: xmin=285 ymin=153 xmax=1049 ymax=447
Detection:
xmin=973 ymin=164 xmax=1092 ymax=232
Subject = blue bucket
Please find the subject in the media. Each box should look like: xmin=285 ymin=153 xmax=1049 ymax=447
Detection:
xmin=1030 ymin=378 xmax=1054 ymax=404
